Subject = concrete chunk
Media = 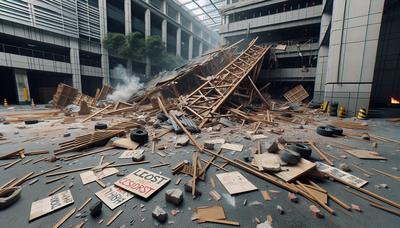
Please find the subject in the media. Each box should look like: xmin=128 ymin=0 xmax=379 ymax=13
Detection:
xmin=131 ymin=150 xmax=145 ymax=162
xmin=165 ymin=188 xmax=183 ymax=205
xmin=152 ymin=205 xmax=168 ymax=223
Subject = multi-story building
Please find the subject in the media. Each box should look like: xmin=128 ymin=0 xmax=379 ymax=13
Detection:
xmin=220 ymin=0 xmax=400 ymax=115
xmin=0 ymin=0 xmax=219 ymax=104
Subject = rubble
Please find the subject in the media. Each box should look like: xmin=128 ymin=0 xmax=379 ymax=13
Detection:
xmin=152 ymin=206 xmax=168 ymax=223
xmin=165 ymin=188 xmax=183 ymax=205
xmin=89 ymin=201 xmax=103 ymax=217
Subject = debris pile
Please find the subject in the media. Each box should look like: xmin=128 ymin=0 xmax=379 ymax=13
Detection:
xmin=0 ymin=38 xmax=399 ymax=227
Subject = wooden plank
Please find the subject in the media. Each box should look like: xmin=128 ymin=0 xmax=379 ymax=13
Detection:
xmin=80 ymin=168 xmax=119 ymax=185
xmin=77 ymin=197 xmax=92 ymax=211
xmin=216 ymin=171 xmax=258 ymax=195
xmin=48 ymin=184 xmax=65 ymax=196
xmin=372 ymin=168 xmax=400 ymax=181
xmin=46 ymin=175 xmax=69 ymax=184
xmin=53 ymin=208 xmax=76 ymax=228
xmin=106 ymin=209 xmax=123 ymax=226
xmin=3 ymin=159 xmax=21 ymax=169
xmin=308 ymin=142 xmax=334 ymax=166
xmin=112 ymin=138 xmax=139 ymax=150
xmin=220 ymin=143 xmax=243 ymax=152
xmin=200 ymin=219 xmax=240 ymax=226
xmin=197 ymin=206 xmax=226 ymax=220
xmin=344 ymin=149 xmax=387 ymax=160
xmin=275 ymin=158 xmax=316 ymax=182
xmin=81 ymin=104 xmax=112 ymax=123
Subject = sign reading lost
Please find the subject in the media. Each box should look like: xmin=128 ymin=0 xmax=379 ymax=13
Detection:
xmin=95 ymin=185 xmax=134 ymax=210
xmin=29 ymin=190 xmax=74 ymax=221
xmin=316 ymin=162 xmax=368 ymax=188
xmin=80 ymin=168 xmax=119 ymax=185
xmin=114 ymin=168 xmax=170 ymax=198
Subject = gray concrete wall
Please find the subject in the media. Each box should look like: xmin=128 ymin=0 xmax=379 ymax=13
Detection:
xmin=323 ymin=0 xmax=385 ymax=115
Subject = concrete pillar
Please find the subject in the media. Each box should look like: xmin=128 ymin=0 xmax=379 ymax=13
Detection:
xmin=176 ymin=28 xmax=181 ymax=56
xmin=162 ymin=0 xmax=167 ymax=14
xmin=199 ymin=42 xmax=203 ymax=55
xmin=125 ymin=0 xmax=132 ymax=76
xmin=14 ymin=69 xmax=30 ymax=104
xmin=70 ymin=39 xmax=82 ymax=91
xmin=162 ymin=19 xmax=167 ymax=47
xmin=145 ymin=9 xmax=151 ymax=77
xmin=188 ymin=35 xmax=193 ymax=60
xmin=99 ymin=0 xmax=110 ymax=85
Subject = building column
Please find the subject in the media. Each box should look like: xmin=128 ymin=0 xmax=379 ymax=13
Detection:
xmin=188 ymin=35 xmax=193 ymax=60
xmin=176 ymin=28 xmax=181 ymax=56
xmin=99 ymin=0 xmax=110 ymax=86
xmin=125 ymin=0 xmax=132 ymax=76
xmin=199 ymin=41 xmax=203 ymax=55
xmin=70 ymin=39 xmax=82 ymax=91
xmin=162 ymin=19 xmax=167 ymax=47
xmin=14 ymin=69 xmax=30 ymax=104
xmin=145 ymin=9 xmax=151 ymax=77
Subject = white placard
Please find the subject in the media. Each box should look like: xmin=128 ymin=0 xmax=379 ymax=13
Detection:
xmin=95 ymin=185 xmax=134 ymax=210
xmin=114 ymin=168 xmax=170 ymax=198
xmin=216 ymin=171 xmax=258 ymax=195
xmin=118 ymin=149 xmax=145 ymax=159
xmin=29 ymin=190 xmax=74 ymax=221
xmin=80 ymin=168 xmax=119 ymax=185
xmin=315 ymin=162 xmax=368 ymax=188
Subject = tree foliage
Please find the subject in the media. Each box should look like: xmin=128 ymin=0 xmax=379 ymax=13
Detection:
xmin=103 ymin=32 xmax=185 ymax=71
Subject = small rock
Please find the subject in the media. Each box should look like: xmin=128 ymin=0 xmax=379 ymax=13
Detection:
xmin=131 ymin=150 xmax=144 ymax=162
xmin=243 ymin=156 xmax=251 ymax=162
xmin=152 ymin=206 xmax=168 ymax=223
xmin=340 ymin=155 xmax=348 ymax=159
xmin=165 ymin=188 xmax=183 ymax=205
xmin=48 ymin=155 xmax=58 ymax=162
xmin=176 ymin=136 xmax=189 ymax=146
xmin=288 ymin=193 xmax=298 ymax=203
xmin=277 ymin=205 xmax=284 ymax=214
xmin=203 ymin=142 xmax=215 ymax=150
xmin=339 ymin=163 xmax=351 ymax=172
xmin=212 ymin=124 xmax=222 ymax=131
xmin=116 ymin=172 xmax=125 ymax=176
xmin=361 ymin=133 xmax=370 ymax=140
xmin=64 ymin=133 xmax=71 ymax=137
xmin=309 ymin=205 xmax=324 ymax=218
xmin=267 ymin=142 xmax=280 ymax=153
xmin=68 ymin=182 xmax=74 ymax=188
xmin=90 ymin=201 xmax=102 ymax=217
xmin=351 ymin=204 xmax=362 ymax=212
xmin=256 ymin=221 xmax=273 ymax=228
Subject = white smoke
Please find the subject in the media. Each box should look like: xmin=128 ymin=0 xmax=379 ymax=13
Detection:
xmin=107 ymin=64 xmax=144 ymax=102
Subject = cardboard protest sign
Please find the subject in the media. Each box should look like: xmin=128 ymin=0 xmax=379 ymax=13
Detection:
xmin=114 ymin=168 xmax=170 ymax=198
xmin=80 ymin=167 xmax=119 ymax=185
xmin=95 ymin=186 xmax=134 ymax=210
xmin=216 ymin=171 xmax=258 ymax=195
xmin=29 ymin=190 xmax=74 ymax=221
xmin=316 ymin=162 xmax=368 ymax=188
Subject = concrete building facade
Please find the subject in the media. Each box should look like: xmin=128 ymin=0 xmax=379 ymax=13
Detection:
xmin=0 ymin=0 xmax=219 ymax=104
xmin=220 ymin=0 xmax=400 ymax=115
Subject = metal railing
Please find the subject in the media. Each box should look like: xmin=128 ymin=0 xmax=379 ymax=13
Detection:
xmin=0 ymin=43 xmax=70 ymax=63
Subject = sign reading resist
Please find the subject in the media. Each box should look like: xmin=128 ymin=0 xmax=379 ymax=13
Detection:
xmin=114 ymin=168 xmax=170 ymax=198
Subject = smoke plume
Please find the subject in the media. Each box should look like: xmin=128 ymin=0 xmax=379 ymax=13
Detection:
xmin=107 ymin=64 xmax=144 ymax=102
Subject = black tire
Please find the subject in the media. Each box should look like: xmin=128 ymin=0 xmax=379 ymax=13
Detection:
xmin=280 ymin=149 xmax=301 ymax=165
xmin=94 ymin=122 xmax=107 ymax=130
xmin=289 ymin=143 xmax=312 ymax=159
xmin=25 ymin=120 xmax=39 ymax=125
xmin=130 ymin=128 xmax=148 ymax=143
xmin=325 ymin=125 xmax=343 ymax=135
xmin=316 ymin=126 xmax=334 ymax=137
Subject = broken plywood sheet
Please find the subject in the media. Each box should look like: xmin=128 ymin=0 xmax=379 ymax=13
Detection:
xmin=275 ymin=158 xmax=316 ymax=182
xmin=29 ymin=190 xmax=74 ymax=221
xmin=112 ymin=138 xmax=139 ymax=150
xmin=80 ymin=168 xmax=119 ymax=185
xmin=204 ymin=138 xmax=226 ymax=144
xmin=283 ymin=84 xmax=309 ymax=103
xmin=304 ymin=186 xmax=328 ymax=204
xmin=221 ymin=143 xmax=243 ymax=152
xmin=316 ymin=162 xmax=368 ymax=188
xmin=344 ymin=149 xmax=387 ymax=160
xmin=95 ymin=185 xmax=134 ymax=210
xmin=114 ymin=168 xmax=170 ymax=198
xmin=216 ymin=171 xmax=258 ymax=195
xmin=196 ymin=206 xmax=226 ymax=221
xmin=118 ymin=149 xmax=145 ymax=159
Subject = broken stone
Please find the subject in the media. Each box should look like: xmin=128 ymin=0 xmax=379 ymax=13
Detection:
xmin=309 ymin=205 xmax=324 ymax=218
xmin=176 ymin=136 xmax=189 ymax=146
xmin=256 ymin=221 xmax=273 ymax=228
xmin=361 ymin=133 xmax=370 ymax=140
xmin=340 ymin=155 xmax=348 ymax=159
xmin=152 ymin=206 xmax=167 ymax=223
xmin=339 ymin=163 xmax=351 ymax=172
xmin=48 ymin=155 xmax=57 ymax=162
xmin=131 ymin=150 xmax=145 ymax=162
xmin=243 ymin=156 xmax=251 ymax=162
xmin=64 ymin=133 xmax=71 ymax=137
xmin=203 ymin=142 xmax=215 ymax=150
xmin=165 ymin=188 xmax=183 ymax=205
xmin=375 ymin=183 xmax=388 ymax=189
xmin=351 ymin=204 xmax=362 ymax=212
xmin=267 ymin=142 xmax=280 ymax=153
xmin=288 ymin=193 xmax=298 ymax=203
xmin=212 ymin=124 xmax=222 ymax=131
xmin=184 ymin=181 xmax=201 ymax=196
xmin=90 ymin=201 xmax=102 ymax=217
xmin=276 ymin=205 xmax=284 ymax=214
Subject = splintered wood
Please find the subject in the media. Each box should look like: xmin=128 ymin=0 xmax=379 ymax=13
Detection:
xmin=283 ymin=84 xmax=309 ymax=103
